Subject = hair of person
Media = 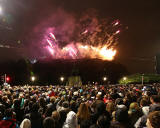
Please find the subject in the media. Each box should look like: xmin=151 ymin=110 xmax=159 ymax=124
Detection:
xmin=31 ymin=103 xmax=39 ymax=112
xmin=150 ymin=95 xmax=160 ymax=103
xmin=80 ymin=120 xmax=91 ymax=128
xmin=140 ymin=98 xmax=150 ymax=107
xmin=129 ymin=102 xmax=140 ymax=112
xmin=148 ymin=111 xmax=160 ymax=128
xmin=5 ymin=108 xmax=13 ymax=118
xmin=97 ymin=115 xmax=111 ymax=128
xmin=50 ymin=97 xmax=56 ymax=104
xmin=115 ymin=107 xmax=129 ymax=123
xmin=52 ymin=111 xmax=60 ymax=121
xmin=106 ymin=101 xmax=115 ymax=114
xmin=43 ymin=117 xmax=55 ymax=128
xmin=77 ymin=103 xmax=90 ymax=120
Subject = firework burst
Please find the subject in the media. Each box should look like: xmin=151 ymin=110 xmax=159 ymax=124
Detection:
xmin=45 ymin=29 xmax=118 ymax=61
xmin=34 ymin=9 xmax=122 ymax=61
xmin=44 ymin=18 xmax=121 ymax=61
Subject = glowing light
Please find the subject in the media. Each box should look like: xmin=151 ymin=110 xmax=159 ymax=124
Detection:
xmin=50 ymin=33 xmax=57 ymax=41
xmin=114 ymin=21 xmax=119 ymax=26
xmin=30 ymin=59 xmax=37 ymax=64
xmin=123 ymin=77 xmax=127 ymax=81
xmin=68 ymin=46 xmax=77 ymax=58
xmin=47 ymin=46 xmax=54 ymax=55
xmin=82 ymin=30 xmax=88 ymax=34
xmin=60 ymin=77 xmax=64 ymax=82
xmin=31 ymin=76 xmax=36 ymax=82
xmin=99 ymin=47 xmax=116 ymax=60
xmin=116 ymin=30 xmax=120 ymax=34
xmin=6 ymin=77 xmax=10 ymax=82
xmin=80 ymin=45 xmax=88 ymax=49
xmin=103 ymin=77 xmax=107 ymax=81
xmin=47 ymin=39 xmax=54 ymax=48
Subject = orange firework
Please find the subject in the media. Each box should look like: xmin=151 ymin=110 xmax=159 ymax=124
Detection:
xmin=77 ymin=44 xmax=116 ymax=61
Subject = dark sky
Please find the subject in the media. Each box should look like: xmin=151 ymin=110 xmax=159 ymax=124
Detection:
xmin=0 ymin=0 xmax=160 ymax=73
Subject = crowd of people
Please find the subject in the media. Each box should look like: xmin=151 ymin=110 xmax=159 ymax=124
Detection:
xmin=0 ymin=84 xmax=160 ymax=128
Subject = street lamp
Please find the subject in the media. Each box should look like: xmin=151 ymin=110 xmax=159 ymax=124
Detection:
xmin=60 ymin=76 xmax=65 ymax=86
xmin=60 ymin=77 xmax=64 ymax=82
xmin=31 ymin=76 xmax=36 ymax=82
xmin=123 ymin=77 xmax=127 ymax=85
xmin=103 ymin=77 xmax=107 ymax=85
xmin=123 ymin=77 xmax=127 ymax=81
xmin=103 ymin=77 xmax=107 ymax=81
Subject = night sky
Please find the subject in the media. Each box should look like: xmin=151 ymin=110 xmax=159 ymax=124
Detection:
xmin=0 ymin=0 xmax=160 ymax=73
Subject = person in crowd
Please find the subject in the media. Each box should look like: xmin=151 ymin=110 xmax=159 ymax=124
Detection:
xmin=0 ymin=103 xmax=5 ymax=120
xmin=26 ymin=103 xmax=43 ymax=128
xmin=79 ymin=120 xmax=91 ymax=128
xmin=59 ymin=109 xmax=70 ymax=128
xmin=91 ymin=100 xmax=111 ymax=125
xmin=24 ymin=101 xmax=33 ymax=115
xmin=38 ymin=97 xmax=47 ymax=115
xmin=115 ymin=98 xmax=126 ymax=109
xmin=106 ymin=101 xmax=115 ymax=116
xmin=111 ymin=107 xmax=133 ymax=128
xmin=70 ymin=100 xmax=78 ymax=113
xmin=51 ymin=111 xmax=61 ymax=128
xmin=149 ymin=95 xmax=160 ymax=112
xmin=45 ymin=97 xmax=56 ymax=117
xmin=97 ymin=115 xmax=111 ymax=128
xmin=20 ymin=118 xmax=31 ymax=128
xmin=128 ymin=102 xmax=143 ymax=126
xmin=77 ymin=103 xmax=91 ymax=127
xmin=2 ymin=96 xmax=10 ymax=109
xmin=13 ymin=99 xmax=24 ymax=124
xmin=140 ymin=98 xmax=150 ymax=116
xmin=90 ymin=114 xmax=111 ymax=128
xmin=47 ymin=96 xmax=56 ymax=112
xmin=63 ymin=110 xmax=78 ymax=128
xmin=0 ymin=108 xmax=18 ymax=128
xmin=43 ymin=117 xmax=55 ymax=128
xmin=146 ymin=111 xmax=160 ymax=128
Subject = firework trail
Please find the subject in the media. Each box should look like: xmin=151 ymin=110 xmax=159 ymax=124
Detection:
xmin=81 ymin=30 xmax=88 ymax=35
xmin=50 ymin=33 xmax=57 ymax=41
xmin=113 ymin=20 xmax=119 ymax=26
xmin=47 ymin=39 xmax=54 ymax=48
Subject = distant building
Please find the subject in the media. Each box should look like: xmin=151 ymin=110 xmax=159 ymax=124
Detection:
xmin=67 ymin=76 xmax=82 ymax=86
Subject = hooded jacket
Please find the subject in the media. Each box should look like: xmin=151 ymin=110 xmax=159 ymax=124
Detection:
xmin=63 ymin=111 xmax=78 ymax=128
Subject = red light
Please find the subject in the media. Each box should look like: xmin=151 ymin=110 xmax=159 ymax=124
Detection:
xmin=6 ymin=77 xmax=10 ymax=82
